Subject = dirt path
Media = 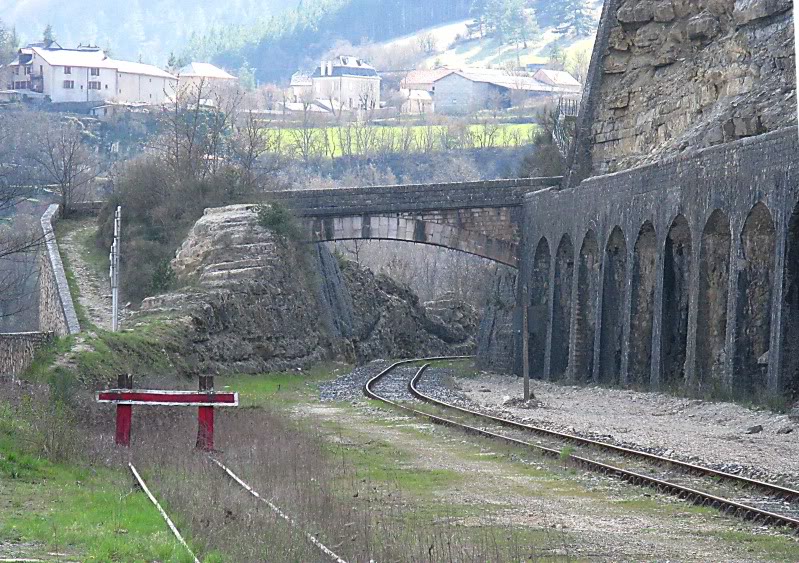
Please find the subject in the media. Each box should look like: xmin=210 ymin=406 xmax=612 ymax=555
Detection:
xmin=296 ymin=400 xmax=799 ymax=561
xmin=59 ymin=222 xmax=114 ymax=331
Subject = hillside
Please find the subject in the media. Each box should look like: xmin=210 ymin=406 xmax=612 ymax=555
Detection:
xmin=1 ymin=0 xmax=301 ymax=65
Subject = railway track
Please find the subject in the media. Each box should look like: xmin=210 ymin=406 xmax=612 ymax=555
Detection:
xmin=364 ymin=357 xmax=799 ymax=533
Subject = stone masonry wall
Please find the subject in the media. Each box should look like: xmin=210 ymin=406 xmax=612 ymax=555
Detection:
xmin=39 ymin=204 xmax=80 ymax=336
xmin=0 ymin=332 xmax=53 ymax=376
xmin=575 ymin=0 xmax=795 ymax=178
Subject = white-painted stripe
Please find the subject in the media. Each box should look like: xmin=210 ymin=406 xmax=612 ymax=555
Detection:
xmin=209 ymin=457 xmax=348 ymax=563
xmin=128 ymin=463 xmax=200 ymax=563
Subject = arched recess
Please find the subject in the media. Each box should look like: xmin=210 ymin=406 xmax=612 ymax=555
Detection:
xmin=528 ymin=238 xmax=551 ymax=379
xmin=735 ymin=203 xmax=776 ymax=398
xmin=551 ymin=235 xmax=574 ymax=380
xmin=782 ymin=202 xmax=799 ymax=399
xmin=574 ymin=230 xmax=599 ymax=382
xmin=661 ymin=215 xmax=692 ymax=390
xmin=628 ymin=221 xmax=657 ymax=388
xmin=696 ymin=210 xmax=732 ymax=395
xmin=598 ymin=226 xmax=627 ymax=385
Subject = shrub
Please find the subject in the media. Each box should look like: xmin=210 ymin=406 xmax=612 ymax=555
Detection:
xmin=256 ymin=202 xmax=302 ymax=241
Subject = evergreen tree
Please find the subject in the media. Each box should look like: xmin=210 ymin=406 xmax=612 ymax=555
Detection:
xmin=552 ymin=0 xmax=594 ymax=37
xmin=42 ymin=24 xmax=56 ymax=47
xmin=238 ymin=61 xmax=256 ymax=90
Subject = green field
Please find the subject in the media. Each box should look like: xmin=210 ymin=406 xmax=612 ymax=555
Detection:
xmin=264 ymin=122 xmax=538 ymax=159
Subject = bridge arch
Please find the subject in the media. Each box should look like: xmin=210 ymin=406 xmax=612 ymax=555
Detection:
xmin=661 ymin=214 xmax=692 ymax=390
xmin=735 ymin=202 xmax=776 ymax=398
xmin=599 ymin=226 xmax=627 ymax=385
xmin=551 ymin=234 xmax=575 ymax=380
xmin=629 ymin=221 xmax=657 ymax=388
xmin=528 ymin=237 xmax=551 ymax=379
xmin=574 ymin=229 xmax=599 ymax=383
xmin=696 ymin=209 xmax=732 ymax=395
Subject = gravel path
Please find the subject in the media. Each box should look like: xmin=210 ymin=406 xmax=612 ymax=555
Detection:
xmin=60 ymin=222 xmax=118 ymax=331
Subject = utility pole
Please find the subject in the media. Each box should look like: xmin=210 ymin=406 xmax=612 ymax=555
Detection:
xmin=522 ymin=283 xmax=530 ymax=401
xmin=110 ymin=206 xmax=121 ymax=332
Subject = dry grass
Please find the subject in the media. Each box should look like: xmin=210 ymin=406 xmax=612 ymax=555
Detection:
xmin=1 ymin=377 xmax=560 ymax=562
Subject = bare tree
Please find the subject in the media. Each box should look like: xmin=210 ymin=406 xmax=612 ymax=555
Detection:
xmin=30 ymin=117 xmax=99 ymax=217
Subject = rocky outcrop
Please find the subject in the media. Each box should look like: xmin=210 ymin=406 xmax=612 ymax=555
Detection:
xmin=587 ymin=0 xmax=795 ymax=175
xmin=137 ymin=205 xmax=477 ymax=374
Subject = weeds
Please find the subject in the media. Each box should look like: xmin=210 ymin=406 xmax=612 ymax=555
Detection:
xmin=256 ymin=201 xmax=302 ymax=241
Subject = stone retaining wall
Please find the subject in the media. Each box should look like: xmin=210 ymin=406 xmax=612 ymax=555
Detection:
xmin=0 ymin=332 xmax=53 ymax=376
xmin=39 ymin=204 xmax=80 ymax=336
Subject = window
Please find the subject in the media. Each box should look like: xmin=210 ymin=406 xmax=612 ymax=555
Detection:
xmin=24 ymin=66 xmax=31 ymax=75
xmin=88 ymin=81 xmax=101 ymax=90
xmin=105 ymin=84 xmax=108 ymax=89
xmin=64 ymin=66 xmax=72 ymax=74
xmin=14 ymin=67 xmax=19 ymax=75
xmin=90 ymin=67 xmax=100 ymax=76
xmin=63 ymin=80 xmax=74 ymax=89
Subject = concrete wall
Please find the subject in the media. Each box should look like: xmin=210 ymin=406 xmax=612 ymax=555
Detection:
xmin=39 ymin=204 xmax=80 ymax=336
xmin=520 ymin=127 xmax=799 ymax=401
xmin=0 ymin=332 xmax=53 ymax=377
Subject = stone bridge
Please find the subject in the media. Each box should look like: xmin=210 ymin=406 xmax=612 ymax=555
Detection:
xmin=270 ymin=178 xmax=561 ymax=268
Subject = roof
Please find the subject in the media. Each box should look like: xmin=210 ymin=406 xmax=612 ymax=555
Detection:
xmin=533 ymin=69 xmax=581 ymax=88
xmin=18 ymin=46 xmax=176 ymax=79
xmin=178 ymin=62 xmax=236 ymax=80
xmin=290 ymin=72 xmax=313 ymax=87
xmin=440 ymin=68 xmax=581 ymax=93
xmin=115 ymin=60 xmax=176 ymax=80
xmin=313 ymin=55 xmax=379 ymax=79
xmin=30 ymin=46 xmax=117 ymax=69
xmin=401 ymin=69 xmax=454 ymax=89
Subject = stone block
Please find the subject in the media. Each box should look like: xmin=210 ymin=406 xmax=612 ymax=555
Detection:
xmin=617 ymin=1 xmax=654 ymax=23
xmin=687 ymin=11 xmax=721 ymax=40
xmin=734 ymin=0 xmax=792 ymax=25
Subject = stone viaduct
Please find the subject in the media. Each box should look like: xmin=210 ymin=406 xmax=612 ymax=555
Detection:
xmin=271 ymin=178 xmax=560 ymax=268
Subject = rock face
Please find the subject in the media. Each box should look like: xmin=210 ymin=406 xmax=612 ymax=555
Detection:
xmin=475 ymin=266 xmax=518 ymax=373
xmin=139 ymin=205 xmax=477 ymax=374
xmin=588 ymin=0 xmax=795 ymax=175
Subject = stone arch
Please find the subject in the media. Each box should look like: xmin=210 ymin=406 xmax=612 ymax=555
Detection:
xmin=735 ymin=203 xmax=776 ymax=398
xmin=551 ymin=234 xmax=574 ymax=380
xmin=782 ymin=201 xmax=799 ymax=399
xmin=696 ymin=210 xmax=732 ymax=395
xmin=598 ymin=226 xmax=627 ymax=385
xmin=574 ymin=229 xmax=599 ymax=382
xmin=629 ymin=221 xmax=657 ymax=388
xmin=661 ymin=214 xmax=692 ymax=390
xmin=528 ymin=237 xmax=551 ymax=379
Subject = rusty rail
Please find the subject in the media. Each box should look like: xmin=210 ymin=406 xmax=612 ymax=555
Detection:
xmin=363 ymin=358 xmax=799 ymax=532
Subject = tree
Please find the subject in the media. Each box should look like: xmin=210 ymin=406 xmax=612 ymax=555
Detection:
xmin=552 ymin=0 xmax=595 ymax=37
xmin=0 ymin=20 xmax=19 ymax=64
xmin=238 ymin=62 xmax=256 ymax=91
xmin=30 ymin=118 xmax=101 ymax=218
xmin=42 ymin=24 xmax=56 ymax=47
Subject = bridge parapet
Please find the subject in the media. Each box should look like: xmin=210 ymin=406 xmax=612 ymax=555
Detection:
xmin=267 ymin=177 xmax=561 ymax=267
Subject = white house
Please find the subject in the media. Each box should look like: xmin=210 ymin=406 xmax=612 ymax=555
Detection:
xmin=177 ymin=62 xmax=237 ymax=93
xmin=6 ymin=45 xmax=176 ymax=105
xmin=311 ymin=56 xmax=381 ymax=111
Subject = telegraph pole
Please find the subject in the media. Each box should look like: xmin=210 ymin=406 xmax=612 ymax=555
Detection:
xmin=110 ymin=206 xmax=121 ymax=332
xmin=522 ymin=283 xmax=530 ymax=401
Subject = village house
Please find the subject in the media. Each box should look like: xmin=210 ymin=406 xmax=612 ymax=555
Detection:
xmin=311 ymin=56 xmax=381 ymax=111
xmin=5 ymin=44 xmax=177 ymax=105
xmin=425 ymin=67 xmax=582 ymax=115
xmin=399 ymin=68 xmax=454 ymax=115
xmin=177 ymin=62 xmax=237 ymax=93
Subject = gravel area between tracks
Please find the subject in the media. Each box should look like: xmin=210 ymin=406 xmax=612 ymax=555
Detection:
xmin=446 ymin=370 xmax=799 ymax=487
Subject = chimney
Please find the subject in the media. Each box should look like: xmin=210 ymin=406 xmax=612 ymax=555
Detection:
xmin=320 ymin=60 xmax=326 ymax=76
xmin=327 ymin=61 xmax=333 ymax=76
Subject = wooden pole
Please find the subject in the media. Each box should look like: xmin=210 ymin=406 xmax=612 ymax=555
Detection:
xmin=196 ymin=375 xmax=215 ymax=451
xmin=115 ymin=373 xmax=133 ymax=447
xmin=522 ymin=293 xmax=530 ymax=401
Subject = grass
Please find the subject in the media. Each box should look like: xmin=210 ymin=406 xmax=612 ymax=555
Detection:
xmin=221 ymin=362 xmax=351 ymax=407
xmin=268 ymin=122 xmax=539 ymax=158
xmin=0 ymin=401 xmax=195 ymax=562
